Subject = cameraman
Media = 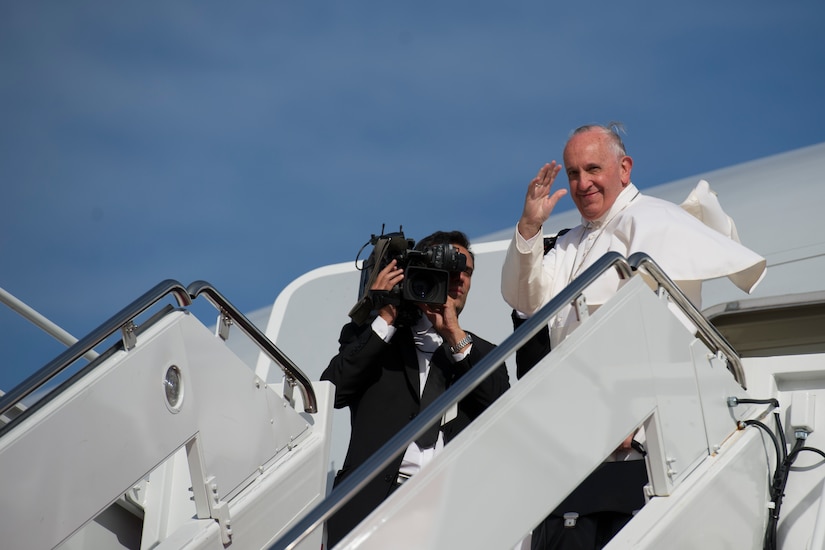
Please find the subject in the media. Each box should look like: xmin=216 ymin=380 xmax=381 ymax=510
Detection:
xmin=321 ymin=230 xmax=510 ymax=547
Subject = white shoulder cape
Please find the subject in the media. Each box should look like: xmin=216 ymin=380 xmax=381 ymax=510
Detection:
xmin=620 ymin=180 xmax=765 ymax=293
xmin=501 ymin=180 xmax=767 ymax=317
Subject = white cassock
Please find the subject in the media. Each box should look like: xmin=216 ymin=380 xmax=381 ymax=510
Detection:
xmin=501 ymin=180 xmax=767 ymax=346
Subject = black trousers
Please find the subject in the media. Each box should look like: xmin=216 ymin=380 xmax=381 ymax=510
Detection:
xmin=530 ymin=459 xmax=648 ymax=550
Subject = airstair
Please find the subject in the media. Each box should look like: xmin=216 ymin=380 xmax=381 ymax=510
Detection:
xmin=3 ymin=253 xmax=824 ymax=549
xmin=273 ymin=252 xmax=825 ymax=550
xmin=0 ymin=281 xmax=333 ymax=550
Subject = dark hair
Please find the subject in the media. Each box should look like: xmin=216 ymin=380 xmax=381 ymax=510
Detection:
xmin=414 ymin=230 xmax=475 ymax=262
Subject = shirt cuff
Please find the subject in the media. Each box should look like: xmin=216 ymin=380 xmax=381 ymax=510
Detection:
xmin=515 ymin=226 xmax=541 ymax=254
xmin=451 ymin=344 xmax=472 ymax=362
xmin=371 ymin=316 xmax=396 ymax=342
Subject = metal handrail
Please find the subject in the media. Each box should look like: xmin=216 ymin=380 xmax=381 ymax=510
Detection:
xmin=628 ymin=252 xmax=747 ymax=389
xmin=186 ymin=281 xmax=317 ymax=414
xmin=268 ymin=251 xmax=634 ymax=550
xmin=0 ymin=286 xmax=99 ymax=362
xmin=0 ymin=280 xmax=191 ymax=418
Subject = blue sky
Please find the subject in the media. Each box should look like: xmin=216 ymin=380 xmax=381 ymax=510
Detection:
xmin=2 ymin=1 xmax=824 ymax=391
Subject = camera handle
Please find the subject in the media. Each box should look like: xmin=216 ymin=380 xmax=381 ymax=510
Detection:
xmin=369 ymin=290 xmax=401 ymax=309
xmin=347 ymin=289 xmax=402 ymax=326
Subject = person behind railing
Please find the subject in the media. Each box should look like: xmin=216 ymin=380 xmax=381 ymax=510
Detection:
xmin=503 ymin=122 xmax=766 ymax=348
xmin=321 ymin=230 xmax=510 ymax=548
xmin=501 ymin=123 xmax=767 ymax=549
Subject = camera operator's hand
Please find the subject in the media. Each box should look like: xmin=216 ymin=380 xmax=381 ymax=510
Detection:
xmin=371 ymin=260 xmax=404 ymax=325
xmin=419 ymin=296 xmax=468 ymax=354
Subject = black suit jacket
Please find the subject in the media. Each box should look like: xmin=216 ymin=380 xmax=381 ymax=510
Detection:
xmin=512 ymin=309 xmax=552 ymax=379
xmin=320 ymin=319 xmax=510 ymax=546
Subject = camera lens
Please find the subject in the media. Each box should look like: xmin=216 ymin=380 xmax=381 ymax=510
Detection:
xmin=409 ymin=271 xmax=438 ymax=300
xmin=403 ymin=266 xmax=449 ymax=304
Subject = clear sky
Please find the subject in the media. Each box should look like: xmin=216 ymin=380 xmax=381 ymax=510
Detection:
xmin=2 ymin=1 xmax=824 ymax=391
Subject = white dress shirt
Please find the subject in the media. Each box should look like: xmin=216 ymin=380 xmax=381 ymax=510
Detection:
xmin=371 ymin=314 xmax=469 ymax=477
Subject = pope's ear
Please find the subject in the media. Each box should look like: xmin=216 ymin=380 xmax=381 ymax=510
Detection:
xmin=620 ymin=155 xmax=633 ymax=185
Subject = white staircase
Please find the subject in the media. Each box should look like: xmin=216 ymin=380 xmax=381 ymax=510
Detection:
xmin=0 ymin=289 xmax=333 ymax=550
xmin=334 ymin=275 xmax=770 ymax=549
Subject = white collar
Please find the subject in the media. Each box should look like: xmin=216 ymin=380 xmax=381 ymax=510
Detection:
xmin=412 ymin=316 xmax=441 ymax=353
xmin=582 ymin=183 xmax=640 ymax=229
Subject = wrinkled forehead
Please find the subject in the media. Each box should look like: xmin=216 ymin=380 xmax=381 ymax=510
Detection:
xmin=564 ymin=130 xmax=610 ymax=156
xmin=563 ymin=130 xmax=615 ymax=163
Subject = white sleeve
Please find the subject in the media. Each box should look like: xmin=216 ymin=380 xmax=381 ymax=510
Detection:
xmin=501 ymin=227 xmax=554 ymax=316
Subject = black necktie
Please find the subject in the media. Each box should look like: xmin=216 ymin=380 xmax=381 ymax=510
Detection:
xmin=416 ymin=360 xmax=446 ymax=448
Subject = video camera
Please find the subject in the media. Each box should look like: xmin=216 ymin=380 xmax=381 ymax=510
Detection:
xmin=348 ymin=228 xmax=467 ymax=325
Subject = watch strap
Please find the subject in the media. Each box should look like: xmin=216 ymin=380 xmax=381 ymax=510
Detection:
xmin=449 ymin=334 xmax=473 ymax=354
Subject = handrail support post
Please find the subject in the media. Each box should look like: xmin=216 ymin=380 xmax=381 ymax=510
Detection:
xmin=283 ymin=377 xmax=296 ymax=409
xmin=121 ymin=321 xmax=137 ymax=350
xmin=573 ymin=294 xmax=589 ymax=322
xmin=216 ymin=310 xmax=232 ymax=341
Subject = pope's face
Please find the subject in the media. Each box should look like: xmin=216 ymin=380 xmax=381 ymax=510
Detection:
xmin=563 ymin=130 xmax=633 ymax=221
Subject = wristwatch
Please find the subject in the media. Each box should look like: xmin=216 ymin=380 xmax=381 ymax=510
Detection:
xmin=449 ymin=334 xmax=473 ymax=354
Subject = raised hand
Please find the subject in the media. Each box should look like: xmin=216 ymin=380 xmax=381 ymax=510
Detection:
xmin=517 ymin=161 xmax=568 ymax=239
xmin=419 ymin=296 xmax=466 ymax=352
xmin=371 ymin=260 xmax=404 ymax=325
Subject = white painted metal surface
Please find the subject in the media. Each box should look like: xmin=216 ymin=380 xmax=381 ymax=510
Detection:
xmin=608 ymin=428 xmax=770 ymax=549
xmin=333 ymin=277 xmax=760 ymax=548
xmin=0 ymin=310 xmax=333 ymax=550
